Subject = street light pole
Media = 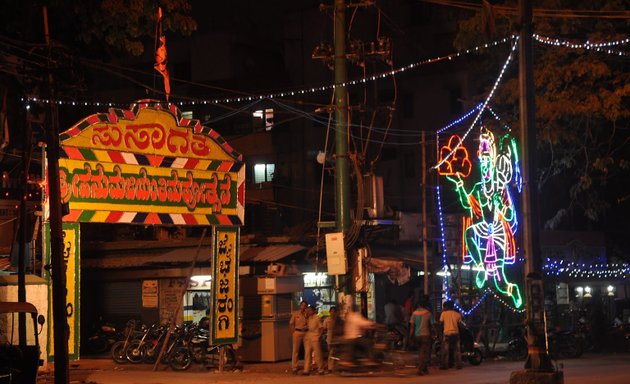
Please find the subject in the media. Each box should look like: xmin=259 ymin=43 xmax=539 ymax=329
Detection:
xmin=510 ymin=1 xmax=562 ymax=382
xmin=422 ymin=131 xmax=429 ymax=294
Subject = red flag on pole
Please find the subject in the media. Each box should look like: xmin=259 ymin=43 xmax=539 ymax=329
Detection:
xmin=154 ymin=7 xmax=171 ymax=101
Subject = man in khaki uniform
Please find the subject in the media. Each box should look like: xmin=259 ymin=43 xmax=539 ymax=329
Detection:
xmin=303 ymin=305 xmax=324 ymax=375
xmin=289 ymin=300 xmax=308 ymax=374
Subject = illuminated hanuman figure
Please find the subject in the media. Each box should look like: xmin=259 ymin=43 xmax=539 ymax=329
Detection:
xmin=440 ymin=130 xmax=523 ymax=308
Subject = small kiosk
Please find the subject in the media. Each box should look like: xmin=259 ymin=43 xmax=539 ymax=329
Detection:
xmin=239 ymin=275 xmax=302 ymax=362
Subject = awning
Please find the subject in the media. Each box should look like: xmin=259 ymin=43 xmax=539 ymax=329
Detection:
xmin=240 ymin=244 xmax=306 ymax=263
xmin=148 ymin=246 xmax=213 ymax=264
xmin=367 ymin=258 xmax=411 ymax=285
xmin=364 ymin=244 xmax=430 ymax=285
xmin=0 ymin=274 xmax=47 ymax=285
xmin=82 ymin=244 xmax=306 ymax=269
xmin=368 ymin=245 xmax=429 ymax=271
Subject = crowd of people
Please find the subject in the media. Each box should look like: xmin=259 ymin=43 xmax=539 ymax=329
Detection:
xmin=289 ymin=295 xmax=466 ymax=376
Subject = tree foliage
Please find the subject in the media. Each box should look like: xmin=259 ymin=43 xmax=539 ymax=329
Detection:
xmin=453 ymin=0 xmax=630 ymax=232
xmin=55 ymin=0 xmax=197 ymax=56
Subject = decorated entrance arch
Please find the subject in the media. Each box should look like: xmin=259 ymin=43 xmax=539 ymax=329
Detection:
xmin=45 ymin=100 xmax=245 ymax=360
xmin=58 ymin=100 xmax=244 ymax=225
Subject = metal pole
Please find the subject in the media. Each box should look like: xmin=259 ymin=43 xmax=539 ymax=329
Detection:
xmin=518 ymin=0 xmax=554 ymax=372
xmin=18 ymin=120 xmax=31 ymax=345
xmin=422 ymin=131 xmax=429 ymax=294
xmin=43 ymin=6 xmax=70 ymax=383
xmin=334 ymin=0 xmax=350 ymax=234
xmin=333 ymin=0 xmax=354 ymax=310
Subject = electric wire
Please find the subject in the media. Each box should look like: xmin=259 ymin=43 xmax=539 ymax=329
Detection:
xmin=314 ymin=90 xmax=336 ymax=272
xmin=418 ymin=0 xmax=630 ymax=19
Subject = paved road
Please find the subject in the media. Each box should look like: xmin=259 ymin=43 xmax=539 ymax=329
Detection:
xmin=37 ymin=353 xmax=630 ymax=384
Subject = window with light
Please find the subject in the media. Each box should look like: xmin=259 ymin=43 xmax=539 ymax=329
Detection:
xmin=254 ymin=163 xmax=275 ymax=184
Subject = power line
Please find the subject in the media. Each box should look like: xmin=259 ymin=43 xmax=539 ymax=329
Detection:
xmin=418 ymin=0 xmax=630 ymax=19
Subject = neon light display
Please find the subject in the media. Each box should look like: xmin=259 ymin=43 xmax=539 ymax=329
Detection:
xmin=438 ymin=129 xmax=524 ymax=308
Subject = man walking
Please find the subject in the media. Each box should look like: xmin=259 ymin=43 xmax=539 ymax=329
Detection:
xmin=409 ymin=299 xmax=434 ymax=376
xmin=439 ymin=300 xmax=463 ymax=370
xmin=289 ymin=300 xmax=308 ymax=374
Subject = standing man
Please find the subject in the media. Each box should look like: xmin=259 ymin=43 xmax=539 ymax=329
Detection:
xmin=409 ymin=299 xmax=434 ymax=376
xmin=323 ymin=306 xmax=343 ymax=372
xmin=384 ymin=299 xmax=403 ymax=327
xmin=290 ymin=300 xmax=309 ymax=374
xmin=385 ymin=299 xmax=406 ymax=349
xmin=303 ymin=305 xmax=324 ymax=375
xmin=439 ymin=300 xmax=463 ymax=370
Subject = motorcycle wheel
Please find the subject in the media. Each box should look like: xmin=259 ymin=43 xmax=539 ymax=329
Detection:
xmin=207 ymin=347 xmax=237 ymax=370
xmin=143 ymin=344 xmax=159 ymax=364
xmin=169 ymin=347 xmax=193 ymax=371
xmin=469 ymin=348 xmax=483 ymax=366
xmin=508 ymin=343 xmax=528 ymax=361
xmin=87 ymin=336 xmax=109 ymax=354
xmin=125 ymin=340 xmax=144 ymax=364
xmin=111 ymin=341 xmax=128 ymax=364
xmin=560 ymin=339 xmax=582 ymax=359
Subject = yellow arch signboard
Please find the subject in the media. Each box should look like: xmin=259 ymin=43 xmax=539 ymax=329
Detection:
xmin=57 ymin=100 xmax=245 ymax=225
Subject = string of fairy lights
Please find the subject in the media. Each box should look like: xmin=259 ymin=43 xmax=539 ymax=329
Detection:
xmin=434 ymin=38 xmax=518 ymax=170
xmin=543 ymin=259 xmax=630 ymax=279
xmin=20 ymin=33 xmax=630 ymax=108
xmin=436 ymin=96 xmax=630 ymax=316
xmin=432 ymin=36 xmax=529 ymax=315
xmin=533 ymin=34 xmax=630 ymax=55
xmin=436 ymin=117 xmax=527 ymax=315
xmin=18 ymin=32 xmax=629 ymax=317
xmin=435 ymin=68 xmax=627 ymax=316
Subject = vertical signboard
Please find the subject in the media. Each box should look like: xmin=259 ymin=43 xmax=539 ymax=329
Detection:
xmin=44 ymin=222 xmax=80 ymax=361
xmin=142 ymin=280 xmax=159 ymax=308
xmin=212 ymin=226 xmax=239 ymax=344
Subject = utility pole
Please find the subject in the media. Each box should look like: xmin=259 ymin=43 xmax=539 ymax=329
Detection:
xmin=333 ymin=0 xmax=351 ymax=235
xmin=17 ymin=121 xmax=32 ymax=345
xmin=510 ymin=1 xmax=562 ymax=383
xmin=332 ymin=0 xmax=355 ymax=312
xmin=43 ymin=6 xmax=70 ymax=384
xmin=421 ymin=131 xmax=429 ymax=294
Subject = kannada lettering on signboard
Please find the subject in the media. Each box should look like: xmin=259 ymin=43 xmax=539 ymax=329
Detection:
xmin=57 ymin=100 xmax=245 ymax=226
xmin=45 ymin=223 xmax=80 ymax=361
xmin=59 ymin=162 xmax=234 ymax=213
xmin=212 ymin=227 xmax=239 ymax=344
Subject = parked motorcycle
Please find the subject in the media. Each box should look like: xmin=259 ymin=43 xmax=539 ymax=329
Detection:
xmin=603 ymin=324 xmax=630 ymax=353
xmin=386 ymin=323 xmax=408 ymax=350
xmin=168 ymin=323 xmax=237 ymax=371
xmin=86 ymin=319 xmax=124 ymax=354
xmin=574 ymin=320 xmax=595 ymax=353
xmin=433 ymin=324 xmax=483 ymax=366
xmin=111 ymin=320 xmax=144 ymax=364
xmin=547 ymin=328 xmax=583 ymax=359
xmin=604 ymin=323 xmax=630 ymax=352
xmin=125 ymin=323 xmax=169 ymax=364
xmin=507 ymin=328 xmax=528 ymax=361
